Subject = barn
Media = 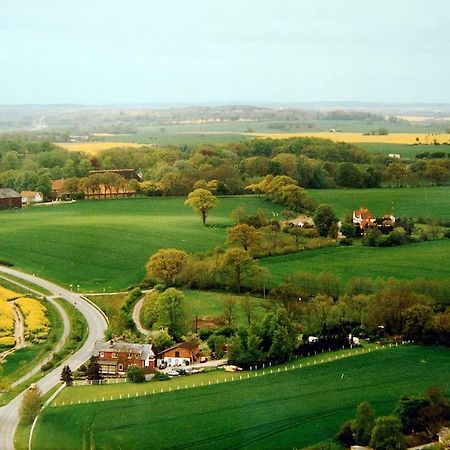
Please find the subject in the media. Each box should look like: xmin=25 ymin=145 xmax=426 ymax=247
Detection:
xmin=0 ymin=189 xmax=22 ymax=210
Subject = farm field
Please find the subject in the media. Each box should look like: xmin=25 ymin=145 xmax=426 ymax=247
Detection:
xmin=1 ymin=190 xmax=449 ymax=292
xmin=0 ymin=196 xmax=284 ymax=292
xmin=357 ymin=142 xmax=444 ymax=159
xmin=32 ymin=346 xmax=450 ymax=450
xmin=56 ymin=141 xmax=145 ymax=154
xmin=308 ymin=186 xmax=450 ymax=220
xmin=247 ymin=131 xmax=450 ymax=145
xmin=261 ymin=239 xmax=450 ymax=285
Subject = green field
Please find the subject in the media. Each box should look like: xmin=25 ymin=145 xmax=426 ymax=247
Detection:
xmin=32 ymin=346 xmax=450 ymax=450
xmin=261 ymin=239 xmax=450 ymax=285
xmin=358 ymin=143 xmax=440 ymax=159
xmin=308 ymin=186 xmax=450 ymax=220
xmin=0 ymin=197 xmax=283 ymax=292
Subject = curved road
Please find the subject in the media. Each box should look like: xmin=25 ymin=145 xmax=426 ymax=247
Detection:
xmin=0 ymin=266 xmax=108 ymax=450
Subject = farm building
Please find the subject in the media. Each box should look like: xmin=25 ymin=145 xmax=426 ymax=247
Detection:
xmin=51 ymin=179 xmax=71 ymax=201
xmin=352 ymin=207 xmax=376 ymax=230
xmin=285 ymin=215 xmax=314 ymax=228
xmin=21 ymin=191 xmax=44 ymax=205
xmin=0 ymin=188 xmax=22 ymax=210
xmin=157 ymin=342 xmax=201 ymax=367
xmin=93 ymin=340 xmax=156 ymax=377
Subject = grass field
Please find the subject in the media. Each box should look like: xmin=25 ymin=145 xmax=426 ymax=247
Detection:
xmin=308 ymin=186 xmax=450 ymax=220
xmin=248 ymin=131 xmax=450 ymax=145
xmin=32 ymin=346 xmax=450 ymax=450
xmin=358 ymin=142 xmax=442 ymax=159
xmin=1 ymin=190 xmax=448 ymax=292
xmin=261 ymin=239 xmax=450 ymax=285
xmin=0 ymin=196 xmax=283 ymax=292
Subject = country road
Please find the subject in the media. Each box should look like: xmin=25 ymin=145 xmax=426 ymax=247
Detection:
xmin=0 ymin=267 xmax=108 ymax=450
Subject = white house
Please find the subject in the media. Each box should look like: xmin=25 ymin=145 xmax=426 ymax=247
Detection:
xmin=20 ymin=191 xmax=44 ymax=205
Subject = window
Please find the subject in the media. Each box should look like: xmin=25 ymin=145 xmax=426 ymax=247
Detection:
xmin=99 ymin=352 xmax=104 ymax=358
xmin=175 ymin=351 xmax=180 ymax=357
xmin=118 ymin=364 xmax=123 ymax=371
xmin=112 ymin=352 xmax=118 ymax=358
xmin=128 ymin=352 xmax=132 ymax=359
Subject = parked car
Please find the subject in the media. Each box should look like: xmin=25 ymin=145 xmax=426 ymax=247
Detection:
xmin=199 ymin=356 xmax=208 ymax=363
xmin=167 ymin=370 xmax=179 ymax=377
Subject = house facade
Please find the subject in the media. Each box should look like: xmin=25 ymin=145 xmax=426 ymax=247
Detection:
xmin=353 ymin=207 xmax=396 ymax=233
xmin=93 ymin=340 xmax=156 ymax=377
xmin=21 ymin=191 xmax=44 ymax=205
xmin=157 ymin=342 xmax=200 ymax=367
xmin=0 ymin=188 xmax=22 ymax=210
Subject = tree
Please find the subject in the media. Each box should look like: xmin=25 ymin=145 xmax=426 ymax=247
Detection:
xmin=219 ymin=248 xmax=256 ymax=291
xmin=207 ymin=334 xmax=227 ymax=358
xmin=146 ymin=248 xmax=188 ymax=285
xmin=340 ymin=222 xmax=356 ymax=239
xmin=20 ymin=385 xmax=43 ymax=424
xmin=141 ymin=288 xmax=187 ymax=340
xmin=60 ymin=365 xmax=73 ymax=386
xmin=222 ymin=297 xmax=237 ymax=326
xmin=240 ymin=295 xmax=254 ymax=325
xmin=127 ymin=366 xmax=145 ymax=383
xmin=148 ymin=328 xmax=174 ymax=353
xmin=353 ymin=401 xmax=376 ymax=445
xmin=227 ymin=223 xmax=260 ymax=251
xmin=185 ymin=188 xmax=218 ymax=225
xmin=370 ymin=416 xmax=405 ymax=450
xmin=313 ymin=204 xmax=338 ymax=237
xmin=86 ymin=356 xmax=101 ymax=380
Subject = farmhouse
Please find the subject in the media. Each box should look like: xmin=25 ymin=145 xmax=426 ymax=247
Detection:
xmin=93 ymin=340 xmax=156 ymax=377
xmin=51 ymin=179 xmax=71 ymax=201
xmin=285 ymin=215 xmax=314 ymax=228
xmin=20 ymin=191 xmax=44 ymax=205
xmin=157 ymin=342 xmax=200 ymax=367
xmin=0 ymin=188 xmax=21 ymax=210
xmin=352 ymin=207 xmax=376 ymax=230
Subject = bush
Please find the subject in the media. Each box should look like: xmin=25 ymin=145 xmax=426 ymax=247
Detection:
xmin=127 ymin=366 xmax=145 ymax=383
xmin=152 ymin=372 xmax=169 ymax=381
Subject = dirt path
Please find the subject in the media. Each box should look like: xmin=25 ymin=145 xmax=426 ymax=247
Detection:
xmin=11 ymin=302 xmax=26 ymax=350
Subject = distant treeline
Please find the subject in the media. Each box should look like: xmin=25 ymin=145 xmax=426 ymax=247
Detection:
xmin=1 ymin=137 xmax=450 ymax=199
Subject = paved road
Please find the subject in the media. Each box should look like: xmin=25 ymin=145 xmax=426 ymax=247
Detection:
xmin=0 ymin=267 xmax=108 ymax=450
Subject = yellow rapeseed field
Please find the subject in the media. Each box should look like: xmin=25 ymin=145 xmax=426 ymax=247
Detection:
xmin=0 ymin=299 xmax=14 ymax=340
xmin=0 ymin=286 xmax=21 ymax=301
xmin=246 ymin=132 xmax=450 ymax=145
xmin=56 ymin=141 xmax=145 ymax=154
xmin=15 ymin=297 xmax=50 ymax=343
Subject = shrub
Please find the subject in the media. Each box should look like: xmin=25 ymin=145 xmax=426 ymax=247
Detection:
xmin=152 ymin=372 xmax=169 ymax=381
xmin=127 ymin=366 xmax=145 ymax=383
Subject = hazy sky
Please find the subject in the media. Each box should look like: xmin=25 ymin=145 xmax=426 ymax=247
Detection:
xmin=1 ymin=0 xmax=449 ymax=105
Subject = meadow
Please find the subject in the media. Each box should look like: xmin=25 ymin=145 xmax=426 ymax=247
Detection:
xmin=32 ymin=346 xmax=450 ymax=450
xmin=1 ymin=189 xmax=449 ymax=292
xmin=0 ymin=196 xmax=283 ymax=292
xmin=261 ymin=239 xmax=450 ymax=285
xmin=308 ymin=186 xmax=450 ymax=220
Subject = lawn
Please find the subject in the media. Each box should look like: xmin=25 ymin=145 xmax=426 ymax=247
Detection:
xmin=308 ymin=186 xmax=450 ymax=220
xmin=260 ymin=239 xmax=450 ymax=285
xmin=32 ymin=346 xmax=450 ymax=450
xmin=0 ymin=196 xmax=284 ymax=292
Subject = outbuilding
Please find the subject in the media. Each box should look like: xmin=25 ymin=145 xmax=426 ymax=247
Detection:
xmin=0 ymin=188 xmax=22 ymax=210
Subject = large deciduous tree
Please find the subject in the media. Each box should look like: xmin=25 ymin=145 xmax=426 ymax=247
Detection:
xmin=146 ymin=248 xmax=188 ymax=285
xmin=219 ymin=248 xmax=256 ymax=292
xmin=353 ymin=401 xmax=376 ymax=446
xmin=185 ymin=188 xmax=218 ymax=225
xmin=227 ymin=223 xmax=261 ymax=251
xmin=313 ymin=204 xmax=338 ymax=237
xmin=370 ymin=416 xmax=405 ymax=450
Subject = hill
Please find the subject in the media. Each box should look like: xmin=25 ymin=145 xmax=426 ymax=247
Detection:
xmin=31 ymin=346 xmax=450 ymax=450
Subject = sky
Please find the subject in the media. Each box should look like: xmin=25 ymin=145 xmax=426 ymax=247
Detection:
xmin=1 ymin=0 xmax=449 ymax=105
